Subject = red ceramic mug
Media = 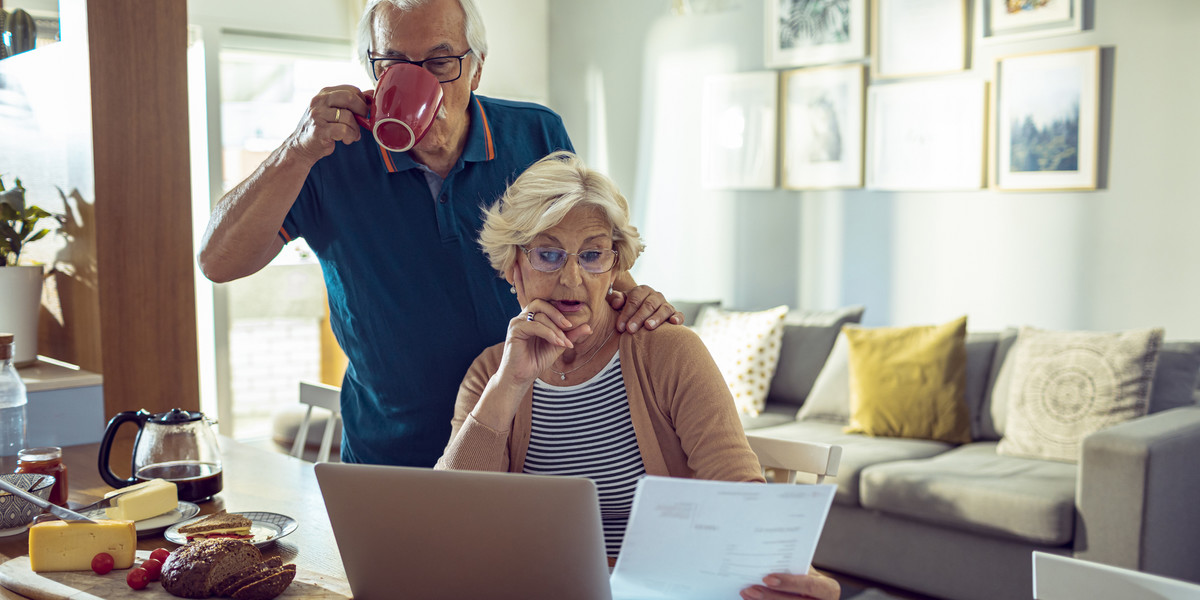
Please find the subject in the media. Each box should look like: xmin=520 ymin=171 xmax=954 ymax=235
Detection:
xmin=355 ymin=63 xmax=445 ymax=153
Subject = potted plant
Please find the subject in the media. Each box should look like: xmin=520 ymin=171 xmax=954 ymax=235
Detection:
xmin=0 ymin=176 xmax=63 ymax=365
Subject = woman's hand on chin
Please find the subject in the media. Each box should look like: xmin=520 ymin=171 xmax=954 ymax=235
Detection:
xmin=499 ymin=299 xmax=594 ymax=385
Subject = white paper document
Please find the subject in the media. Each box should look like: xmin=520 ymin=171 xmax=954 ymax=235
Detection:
xmin=609 ymin=476 xmax=837 ymax=600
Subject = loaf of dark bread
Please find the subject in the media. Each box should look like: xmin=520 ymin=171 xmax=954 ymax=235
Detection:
xmin=230 ymin=564 xmax=297 ymax=600
xmin=161 ymin=539 xmax=263 ymax=598
xmin=213 ymin=556 xmax=283 ymax=597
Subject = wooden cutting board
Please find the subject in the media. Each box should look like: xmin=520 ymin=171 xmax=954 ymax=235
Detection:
xmin=0 ymin=552 xmax=350 ymax=600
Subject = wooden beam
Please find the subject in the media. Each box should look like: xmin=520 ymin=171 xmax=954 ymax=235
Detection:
xmin=87 ymin=0 xmax=199 ymax=416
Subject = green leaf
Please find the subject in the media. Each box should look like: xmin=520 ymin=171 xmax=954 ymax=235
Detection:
xmin=26 ymin=229 xmax=50 ymax=243
xmin=24 ymin=206 xmax=53 ymax=220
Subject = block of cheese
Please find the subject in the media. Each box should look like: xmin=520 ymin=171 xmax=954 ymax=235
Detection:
xmin=104 ymin=478 xmax=178 ymax=521
xmin=29 ymin=520 xmax=137 ymax=572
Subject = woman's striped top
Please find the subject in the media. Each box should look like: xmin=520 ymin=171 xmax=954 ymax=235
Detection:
xmin=525 ymin=352 xmax=645 ymax=558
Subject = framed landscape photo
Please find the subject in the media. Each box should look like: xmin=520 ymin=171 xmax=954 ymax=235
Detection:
xmin=995 ymin=46 xmax=1099 ymax=191
xmin=873 ymin=0 xmax=968 ymax=79
xmin=867 ymin=78 xmax=987 ymax=191
xmin=765 ymin=0 xmax=868 ymax=68
xmin=979 ymin=0 xmax=1084 ymax=42
xmin=781 ymin=64 xmax=865 ymax=190
xmin=700 ymin=71 xmax=779 ymax=190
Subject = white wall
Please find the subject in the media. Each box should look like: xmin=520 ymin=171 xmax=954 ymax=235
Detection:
xmin=475 ymin=0 xmax=548 ymax=104
xmin=550 ymin=1 xmax=801 ymax=309
xmin=549 ymin=0 xmax=1200 ymax=337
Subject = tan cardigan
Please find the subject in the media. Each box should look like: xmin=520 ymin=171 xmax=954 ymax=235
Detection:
xmin=436 ymin=324 xmax=765 ymax=482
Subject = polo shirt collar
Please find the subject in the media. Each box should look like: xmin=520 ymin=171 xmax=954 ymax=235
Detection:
xmin=375 ymin=93 xmax=496 ymax=174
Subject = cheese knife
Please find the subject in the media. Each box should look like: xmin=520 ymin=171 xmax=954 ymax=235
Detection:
xmin=0 ymin=476 xmax=97 ymax=523
xmin=69 ymin=486 xmax=145 ymax=514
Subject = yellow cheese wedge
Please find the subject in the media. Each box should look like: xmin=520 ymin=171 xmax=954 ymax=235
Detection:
xmin=104 ymin=478 xmax=178 ymax=521
xmin=29 ymin=520 xmax=136 ymax=572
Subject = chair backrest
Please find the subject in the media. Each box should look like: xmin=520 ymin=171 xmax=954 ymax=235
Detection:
xmin=744 ymin=434 xmax=842 ymax=485
xmin=1033 ymin=552 xmax=1200 ymax=599
xmin=292 ymin=380 xmax=342 ymax=463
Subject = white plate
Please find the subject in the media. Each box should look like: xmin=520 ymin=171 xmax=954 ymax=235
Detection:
xmin=0 ymin=523 xmax=31 ymax=537
xmin=81 ymin=501 xmax=201 ymax=537
xmin=163 ymin=511 xmax=298 ymax=548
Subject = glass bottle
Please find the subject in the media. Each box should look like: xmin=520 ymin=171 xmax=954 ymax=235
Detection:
xmin=0 ymin=333 xmax=27 ymax=473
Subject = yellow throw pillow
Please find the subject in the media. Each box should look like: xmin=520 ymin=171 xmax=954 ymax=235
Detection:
xmin=844 ymin=316 xmax=971 ymax=444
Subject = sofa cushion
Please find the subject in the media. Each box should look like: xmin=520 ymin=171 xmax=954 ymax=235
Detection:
xmin=997 ymin=326 xmax=1163 ymax=463
xmin=799 ymin=329 xmax=998 ymax=435
xmin=767 ymin=305 xmax=865 ymax=407
xmin=980 ymin=332 xmax=1199 ymax=442
xmin=673 ymin=299 xmax=721 ymax=326
xmin=739 ymin=403 xmax=800 ymax=431
xmin=1146 ymin=341 xmax=1200 ymax=413
xmin=859 ymin=442 xmax=1077 ymax=546
xmin=795 ymin=332 xmax=851 ymax=424
xmin=979 ymin=328 xmax=1020 ymax=441
xmin=747 ymin=420 xmax=953 ymax=506
xmin=963 ymin=332 xmax=1000 ymax=440
xmin=844 ymin=316 xmax=971 ymax=444
xmin=696 ymin=305 xmax=789 ymax=415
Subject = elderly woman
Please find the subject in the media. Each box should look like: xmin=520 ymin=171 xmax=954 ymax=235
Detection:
xmin=436 ymin=152 xmax=839 ymax=600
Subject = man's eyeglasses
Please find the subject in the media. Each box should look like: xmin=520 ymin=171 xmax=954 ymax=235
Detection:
xmin=520 ymin=246 xmax=619 ymax=274
xmin=368 ymin=49 xmax=473 ymax=83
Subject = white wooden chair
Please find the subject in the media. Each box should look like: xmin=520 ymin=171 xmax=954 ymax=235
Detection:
xmin=744 ymin=433 xmax=842 ymax=484
xmin=291 ymin=380 xmax=342 ymax=463
xmin=1033 ymin=552 xmax=1200 ymax=599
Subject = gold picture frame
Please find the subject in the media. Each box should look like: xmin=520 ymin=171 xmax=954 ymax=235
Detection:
xmin=780 ymin=63 xmax=866 ymax=190
xmin=993 ymin=46 xmax=1100 ymax=192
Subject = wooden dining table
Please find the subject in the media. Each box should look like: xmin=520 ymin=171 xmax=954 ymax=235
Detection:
xmin=0 ymin=437 xmax=350 ymax=599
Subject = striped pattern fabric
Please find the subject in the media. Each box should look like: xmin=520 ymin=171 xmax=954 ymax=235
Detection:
xmin=526 ymin=353 xmax=645 ymax=558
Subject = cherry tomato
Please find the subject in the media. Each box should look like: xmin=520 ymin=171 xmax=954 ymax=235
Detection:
xmin=141 ymin=558 xmax=163 ymax=581
xmin=91 ymin=552 xmax=114 ymax=575
xmin=126 ymin=567 xmax=149 ymax=590
xmin=150 ymin=548 xmax=171 ymax=564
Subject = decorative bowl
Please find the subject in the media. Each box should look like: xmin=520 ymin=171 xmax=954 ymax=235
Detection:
xmin=0 ymin=472 xmax=56 ymax=532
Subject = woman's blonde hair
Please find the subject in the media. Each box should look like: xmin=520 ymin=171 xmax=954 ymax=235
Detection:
xmin=479 ymin=151 xmax=644 ymax=277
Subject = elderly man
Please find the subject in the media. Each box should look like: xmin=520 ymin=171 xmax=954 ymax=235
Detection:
xmin=197 ymin=0 xmax=680 ymax=467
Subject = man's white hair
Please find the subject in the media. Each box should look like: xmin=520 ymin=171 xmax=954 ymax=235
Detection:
xmin=356 ymin=0 xmax=488 ymax=80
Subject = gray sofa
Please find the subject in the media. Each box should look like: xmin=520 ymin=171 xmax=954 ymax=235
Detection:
xmin=739 ymin=321 xmax=1200 ymax=600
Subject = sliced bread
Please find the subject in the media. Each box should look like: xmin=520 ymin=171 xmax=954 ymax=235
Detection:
xmin=214 ymin=557 xmax=283 ymax=597
xmin=161 ymin=539 xmax=262 ymax=598
xmin=230 ymin=564 xmax=297 ymax=600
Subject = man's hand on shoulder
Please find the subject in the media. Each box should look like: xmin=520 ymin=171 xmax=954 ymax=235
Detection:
xmin=607 ymin=284 xmax=684 ymax=333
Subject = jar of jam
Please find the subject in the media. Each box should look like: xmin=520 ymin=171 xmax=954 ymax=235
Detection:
xmin=16 ymin=447 xmax=68 ymax=507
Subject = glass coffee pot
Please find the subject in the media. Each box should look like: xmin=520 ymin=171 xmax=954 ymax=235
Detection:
xmin=98 ymin=408 xmax=223 ymax=502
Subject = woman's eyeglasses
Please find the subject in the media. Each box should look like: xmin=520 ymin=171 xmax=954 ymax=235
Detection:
xmin=520 ymin=246 xmax=618 ymax=274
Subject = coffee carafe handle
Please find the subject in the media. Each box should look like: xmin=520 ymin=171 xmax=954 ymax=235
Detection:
xmin=97 ymin=409 xmax=153 ymax=489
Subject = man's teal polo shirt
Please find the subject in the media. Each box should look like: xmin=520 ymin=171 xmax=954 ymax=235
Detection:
xmin=281 ymin=94 xmax=574 ymax=466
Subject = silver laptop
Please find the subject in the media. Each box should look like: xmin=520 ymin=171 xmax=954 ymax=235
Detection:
xmin=1033 ymin=552 xmax=1200 ymax=599
xmin=315 ymin=462 xmax=613 ymax=600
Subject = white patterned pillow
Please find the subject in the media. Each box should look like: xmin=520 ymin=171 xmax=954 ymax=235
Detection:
xmin=996 ymin=326 xmax=1164 ymax=463
xmin=696 ymin=305 xmax=788 ymax=416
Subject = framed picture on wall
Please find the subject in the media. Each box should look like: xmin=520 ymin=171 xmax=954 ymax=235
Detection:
xmin=765 ymin=0 xmax=867 ymax=68
xmin=700 ymin=71 xmax=778 ymax=190
xmin=873 ymin=0 xmax=968 ymax=79
xmin=994 ymin=46 xmax=1099 ymax=191
xmin=780 ymin=64 xmax=865 ymax=190
xmin=867 ymin=78 xmax=987 ymax=191
xmin=978 ymin=0 xmax=1084 ymax=42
